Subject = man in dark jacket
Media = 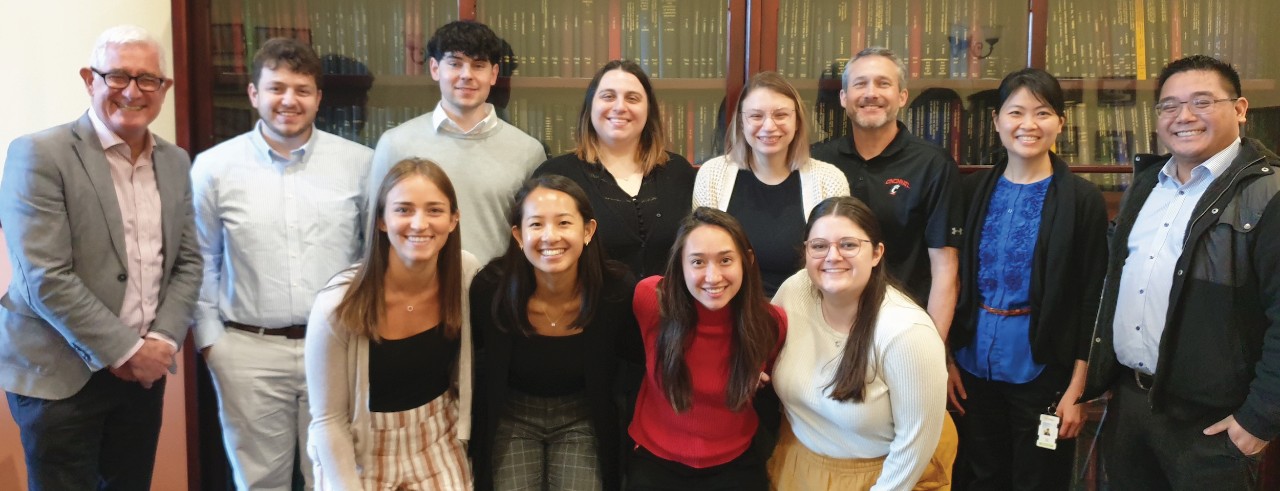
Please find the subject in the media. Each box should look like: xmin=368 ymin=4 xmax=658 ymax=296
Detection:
xmin=1083 ymin=55 xmax=1280 ymax=489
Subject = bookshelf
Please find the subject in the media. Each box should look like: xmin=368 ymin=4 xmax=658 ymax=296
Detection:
xmin=1042 ymin=0 xmax=1280 ymax=192
xmin=182 ymin=0 xmax=1280 ymax=172
xmin=188 ymin=0 xmax=745 ymax=165
xmin=755 ymin=0 xmax=1280 ymax=194
xmin=760 ymin=0 xmax=1029 ymax=166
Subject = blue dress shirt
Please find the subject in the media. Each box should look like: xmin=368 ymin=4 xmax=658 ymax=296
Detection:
xmin=191 ymin=123 xmax=374 ymax=349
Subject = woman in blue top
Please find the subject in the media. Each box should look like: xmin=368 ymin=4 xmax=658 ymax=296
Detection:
xmin=947 ymin=68 xmax=1108 ymax=490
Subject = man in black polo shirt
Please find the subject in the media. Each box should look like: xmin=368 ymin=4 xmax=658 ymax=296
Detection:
xmin=811 ymin=47 xmax=963 ymax=343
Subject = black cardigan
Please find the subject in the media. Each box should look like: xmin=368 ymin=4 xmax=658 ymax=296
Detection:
xmin=533 ymin=151 xmax=696 ymax=278
xmin=469 ymin=264 xmax=642 ymax=491
xmin=951 ymin=153 xmax=1109 ymax=368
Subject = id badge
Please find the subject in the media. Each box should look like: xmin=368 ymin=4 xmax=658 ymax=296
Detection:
xmin=1036 ymin=413 xmax=1060 ymax=450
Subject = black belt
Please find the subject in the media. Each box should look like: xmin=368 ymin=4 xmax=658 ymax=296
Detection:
xmin=1130 ymin=368 xmax=1154 ymax=391
xmin=225 ymin=321 xmax=307 ymax=339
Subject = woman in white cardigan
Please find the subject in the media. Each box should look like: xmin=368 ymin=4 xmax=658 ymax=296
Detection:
xmin=769 ymin=196 xmax=955 ymax=490
xmin=694 ymin=71 xmax=848 ymax=296
xmin=306 ymin=158 xmax=482 ymax=490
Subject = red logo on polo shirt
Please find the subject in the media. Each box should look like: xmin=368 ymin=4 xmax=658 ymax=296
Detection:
xmin=885 ymin=178 xmax=911 ymax=196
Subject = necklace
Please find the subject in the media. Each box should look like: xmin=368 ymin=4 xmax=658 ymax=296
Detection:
xmin=542 ymin=304 xmax=567 ymax=328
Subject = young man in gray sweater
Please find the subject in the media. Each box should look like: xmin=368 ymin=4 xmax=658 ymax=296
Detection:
xmin=369 ymin=20 xmax=545 ymax=263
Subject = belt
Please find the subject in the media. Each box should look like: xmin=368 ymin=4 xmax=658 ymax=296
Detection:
xmin=1130 ymin=368 xmax=1154 ymax=391
xmin=225 ymin=321 xmax=307 ymax=339
xmin=980 ymin=304 xmax=1032 ymax=316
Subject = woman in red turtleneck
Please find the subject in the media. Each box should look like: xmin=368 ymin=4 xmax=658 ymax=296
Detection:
xmin=627 ymin=207 xmax=786 ymax=491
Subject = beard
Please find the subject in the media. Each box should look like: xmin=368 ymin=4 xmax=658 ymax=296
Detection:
xmin=849 ymin=106 xmax=897 ymax=130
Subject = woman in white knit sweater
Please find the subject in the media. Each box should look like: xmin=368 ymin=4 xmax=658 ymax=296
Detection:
xmin=769 ymin=196 xmax=955 ymax=490
xmin=306 ymin=159 xmax=481 ymax=490
xmin=694 ymin=71 xmax=849 ymax=297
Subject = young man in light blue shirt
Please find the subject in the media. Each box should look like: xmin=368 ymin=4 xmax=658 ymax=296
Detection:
xmin=191 ymin=37 xmax=372 ymax=491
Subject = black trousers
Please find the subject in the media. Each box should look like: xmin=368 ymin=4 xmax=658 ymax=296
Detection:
xmin=626 ymin=435 xmax=770 ymax=491
xmin=1101 ymin=373 xmax=1260 ymax=491
xmin=6 ymin=369 xmax=166 ymax=491
xmin=954 ymin=367 xmax=1074 ymax=491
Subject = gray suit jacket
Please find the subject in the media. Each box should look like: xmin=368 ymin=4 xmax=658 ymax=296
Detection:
xmin=0 ymin=113 xmax=202 ymax=400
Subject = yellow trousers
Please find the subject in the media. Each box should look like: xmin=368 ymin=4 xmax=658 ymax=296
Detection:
xmin=768 ymin=413 xmax=959 ymax=490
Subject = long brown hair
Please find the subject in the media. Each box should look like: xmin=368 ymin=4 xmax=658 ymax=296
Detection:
xmin=574 ymin=60 xmax=670 ymax=173
xmin=725 ymin=71 xmax=811 ymax=172
xmin=330 ymin=159 xmax=464 ymax=341
xmin=655 ymin=207 xmax=780 ymax=412
xmin=805 ymin=196 xmax=890 ymax=402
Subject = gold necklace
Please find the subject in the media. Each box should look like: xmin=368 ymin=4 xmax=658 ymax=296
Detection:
xmin=542 ymin=303 xmax=567 ymax=328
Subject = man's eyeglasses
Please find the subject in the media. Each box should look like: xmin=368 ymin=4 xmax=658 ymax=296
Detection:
xmin=91 ymin=68 xmax=167 ymax=92
xmin=1154 ymin=97 xmax=1238 ymax=118
xmin=804 ymin=237 xmax=873 ymax=259
xmin=741 ymin=108 xmax=796 ymax=127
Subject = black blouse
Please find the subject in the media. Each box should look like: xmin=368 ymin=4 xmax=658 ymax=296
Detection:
xmin=726 ymin=169 xmax=806 ymax=297
xmin=508 ymin=331 xmax=589 ymax=396
xmin=368 ymin=324 xmax=457 ymax=413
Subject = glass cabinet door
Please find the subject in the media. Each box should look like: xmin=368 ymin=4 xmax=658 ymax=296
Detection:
xmin=768 ymin=0 xmax=1029 ymax=166
xmin=202 ymin=0 xmax=736 ymax=164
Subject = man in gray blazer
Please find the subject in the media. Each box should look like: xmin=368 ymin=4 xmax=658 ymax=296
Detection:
xmin=0 ymin=25 xmax=201 ymax=491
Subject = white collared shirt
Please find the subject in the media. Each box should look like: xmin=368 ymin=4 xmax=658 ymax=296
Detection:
xmin=431 ymin=102 xmax=500 ymax=136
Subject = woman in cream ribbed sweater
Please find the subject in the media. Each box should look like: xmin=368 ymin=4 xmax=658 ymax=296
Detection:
xmin=769 ymin=196 xmax=954 ymax=490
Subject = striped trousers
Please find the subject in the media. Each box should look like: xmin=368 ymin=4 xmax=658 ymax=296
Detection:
xmin=360 ymin=393 xmax=472 ymax=491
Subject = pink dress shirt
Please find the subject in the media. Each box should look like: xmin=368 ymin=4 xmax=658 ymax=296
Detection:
xmin=86 ymin=110 xmax=170 ymax=367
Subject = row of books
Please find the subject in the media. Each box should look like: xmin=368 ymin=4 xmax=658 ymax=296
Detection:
xmin=487 ymin=0 xmax=732 ymax=79
xmin=480 ymin=0 xmax=609 ymax=79
xmin=775 ymin=0 xmax=1027 ymax=81
xmin=210 ymin=0 xmax=1278 ymax=86
xmin=1047 ymin=0 xmax=1279 ymax=80
xmin=210 ymin=0 xmax=457 ymax=77
xmin=618 ymin=0 xmax=728 ymax=79
xmin=209 ymin=0 xmax=733 ymax=80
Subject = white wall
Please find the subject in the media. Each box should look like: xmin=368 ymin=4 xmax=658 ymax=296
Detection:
xmin=0 ymin=1 xmax=189 ymax=489
xmin=0 ymin=1 xmax=178 ymax=154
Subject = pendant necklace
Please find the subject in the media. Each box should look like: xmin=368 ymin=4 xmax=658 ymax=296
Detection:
xmin=543 ymin=304 xmax=567 ymax=328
